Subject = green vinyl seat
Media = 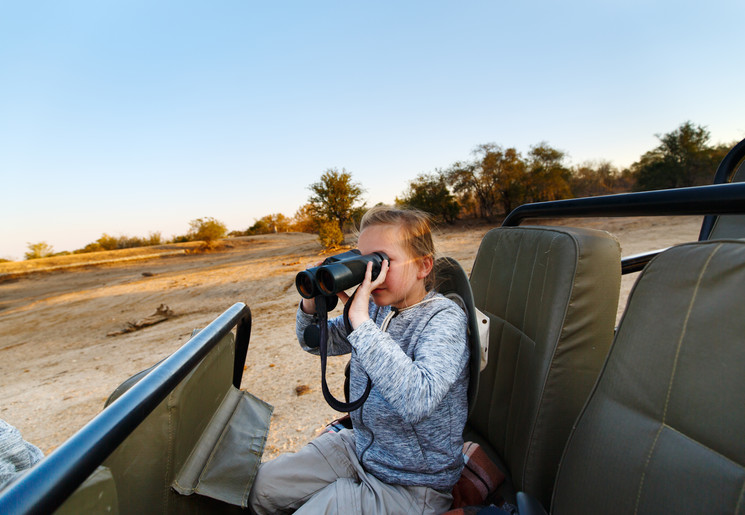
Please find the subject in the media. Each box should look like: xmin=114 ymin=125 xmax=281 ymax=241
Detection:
xmin=706 ymin=156 xmax=745 ymax=240
xmin=547 ymin=239 xmax=745 ymax=514
xmin=57 ymin=330 xmax=272 ymax=515
xmin=464 ymin=226 xmax=621 ymax=508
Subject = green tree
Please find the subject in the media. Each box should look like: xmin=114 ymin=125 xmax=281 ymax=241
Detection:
xmin=396 ymin=171 xmax=459 ymax=223
xmin=290 ymin=203 xmax=320 ymax=233
xmin=446 ymin=144 xmax=531 ymax=219
xmin=188 ymin=217 xmax=227 ymax=245
xmin=447 ymin=156 xmax=499 ymax=220
xmin=485 ymin=146 xmax=529 ymax=215
xmin=146 ymin=232 xmax=163 ymax=246
xmin=307 ymin=168 xmax=365 ymax=241
xmin=525 ymin=143 xmax=572 ymax=202
xmin=96 ymin=233 xmax=119 ymax=251
xmin=247 ymin=213 xmax=291 ymax=235
xmin=24 ymin=241 xmax=55 ymax=260
xmin=570 ymin=160 xmax=630 ymax=197
xmin=632 ymin=122 xmax=721 ymax=191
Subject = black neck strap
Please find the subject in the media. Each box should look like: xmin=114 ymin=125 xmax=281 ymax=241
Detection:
xmin=316 ymin=295 xmax=372 ymax=412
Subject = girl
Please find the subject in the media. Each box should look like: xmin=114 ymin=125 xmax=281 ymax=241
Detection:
xmin=249 ymin=206 xmax=469 ymax=514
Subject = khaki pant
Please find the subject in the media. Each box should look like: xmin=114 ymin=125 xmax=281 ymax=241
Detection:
xmin=248 ymin=429 xmax=453 ymax=514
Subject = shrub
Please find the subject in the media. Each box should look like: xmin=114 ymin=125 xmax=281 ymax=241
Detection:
xmin=318 ymin=220 xmax=344 ymax=249
xmin=188 ymin=217 xmax=227 ymax=244
xmin=24 ymin=241 xmax=55 ymax=260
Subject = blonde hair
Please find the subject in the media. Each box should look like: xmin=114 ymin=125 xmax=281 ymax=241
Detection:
xmin=359 ymin=205 xmax=436 ymax=290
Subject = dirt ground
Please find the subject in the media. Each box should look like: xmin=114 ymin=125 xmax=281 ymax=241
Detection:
xmin=0 ymin=216 xmax=702 ymax=461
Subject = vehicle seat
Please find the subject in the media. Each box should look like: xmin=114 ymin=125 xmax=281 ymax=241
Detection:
xmin=433 ymin=256 xmax=486 ymax=414
xmin=545 ymin=239 xmax=745 ymax=514
xmin=56 ymin=331 xmax=272 ymax=514
xmin=464 ymin=226 xmax=621 ymax=508
xmin=700 ymin=136 xmax=745 ymax=241
xmin=706 ymin=156 xmax=745 ymax=240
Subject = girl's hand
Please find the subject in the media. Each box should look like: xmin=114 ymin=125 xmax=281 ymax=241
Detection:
xmin=348 ymin=259 xmax=389 ymax=329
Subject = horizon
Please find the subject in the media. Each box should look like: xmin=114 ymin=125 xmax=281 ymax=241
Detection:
xmin=2 ymin=1 xmax=744 ymax=260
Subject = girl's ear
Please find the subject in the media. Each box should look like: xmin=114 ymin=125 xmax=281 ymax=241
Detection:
xmin=417 ymin=255 xmax=434 ymax=280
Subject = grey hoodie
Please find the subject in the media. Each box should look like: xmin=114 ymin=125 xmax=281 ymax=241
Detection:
xmin=296 ymin=290 xmax=469 ymax=491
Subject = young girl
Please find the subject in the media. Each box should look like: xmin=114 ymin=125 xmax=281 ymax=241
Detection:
xmin=249 ymin=206 xmax=469 ymax=514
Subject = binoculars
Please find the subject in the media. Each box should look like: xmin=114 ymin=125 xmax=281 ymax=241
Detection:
xmin=295 ymin=249 xmax=389 ymax=299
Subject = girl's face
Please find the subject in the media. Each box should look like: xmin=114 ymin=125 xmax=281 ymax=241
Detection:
xmin=357 ymin=223 xmax=432 ymax=309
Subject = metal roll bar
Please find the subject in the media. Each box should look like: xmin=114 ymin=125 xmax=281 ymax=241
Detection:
xmin=501 ymin=182 xmax=745 ymax=273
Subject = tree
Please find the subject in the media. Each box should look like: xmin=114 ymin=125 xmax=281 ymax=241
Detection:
xmin=247 ymin=213 xmax=291 ymax=235
xmin=447 ymin=155 xmax=500 ymax=220
xmin=188 ymin=217 xmax=227 ymax=245
xmin=146 ymin=232 xmax=163 ymax=246
xmin=307 ymin=168 xmax=365 ymax=240
xmin=396 ymin=171 xmax=459 ymax=223
xmin=525 ymin=143 xmax=572 ymax=202
xmin=24 ymin=241 xmax=55 ymax=260
xmin=484 ymin=146 xmax=529 ymax=215
xmin=446 ymin=144 xmax=530 ymax=219
xmin=570 ymin=160 xmax=630 ymax=197
xmin=96 ymin=233 xmax=119 ymax=251
xmin=290 ymin=203 xmax=320 ymax=233
xmin=632 ymin=122 xmax=721 ymax=191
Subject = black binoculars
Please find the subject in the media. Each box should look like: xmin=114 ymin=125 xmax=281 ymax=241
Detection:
xmin=295 ymin=249 xmax=389 ymax=299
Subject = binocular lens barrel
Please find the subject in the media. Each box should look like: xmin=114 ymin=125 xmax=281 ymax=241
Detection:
xmin=294 ymin=250 xmax=388 ymax=299
xmin=295 ymin=270 xmax=319 ymax=299
xmin=316 ymin=252 xmax=387 ymax=296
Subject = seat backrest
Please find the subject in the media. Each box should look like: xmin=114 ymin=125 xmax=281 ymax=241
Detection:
xmin=465 ymin=226 xmax=621 ymax=507
xmin=433 ymin=256 xmax=483 ymax=415
xmin=552 ymin=240 xmax=745 ymax=514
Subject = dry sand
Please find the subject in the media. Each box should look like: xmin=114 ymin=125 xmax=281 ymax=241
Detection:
xmin=0 ymin=216 xmax=702 ymax=461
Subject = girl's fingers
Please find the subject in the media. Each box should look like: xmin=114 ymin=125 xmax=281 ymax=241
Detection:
xmin=337 ymin=291 xmax=350 ymax=304
xmin=360 ymin=261 xmax=374 ymax=287
xmin=375 ymin=260 xmax=389 ymax=285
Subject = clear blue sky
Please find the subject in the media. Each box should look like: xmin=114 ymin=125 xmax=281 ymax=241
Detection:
xmin=2 ymin=1 xmax=744 ymax=260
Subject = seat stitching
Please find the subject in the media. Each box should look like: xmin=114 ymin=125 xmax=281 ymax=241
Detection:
xmin=634 ymin=243 xmax=722 ymax=514
xmin=518 ymin=234 xmax=540 ymax=338
xmin=489 ymin=314 xmax=537 ymax=347
xmin=164 ymin=390 xmax=176 ymax=512
xmin=519 ymin=232 xmax=562 ymax=487
xmin=502 ymin=232 xmax=525 ymax=453
xmin=735 ymin=478 xmax=745 ymax=515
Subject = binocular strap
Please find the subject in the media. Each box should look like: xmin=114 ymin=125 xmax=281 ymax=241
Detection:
xmin=317 ymin=295 xmax=373 ymax=412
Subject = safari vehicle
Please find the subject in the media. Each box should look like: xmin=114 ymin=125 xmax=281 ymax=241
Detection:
xmin=1 ymin=138 xmax=744 ymax=515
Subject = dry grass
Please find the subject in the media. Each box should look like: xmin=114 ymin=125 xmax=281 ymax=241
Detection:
xmin=0 ymin=241 xmax=229 ymax=278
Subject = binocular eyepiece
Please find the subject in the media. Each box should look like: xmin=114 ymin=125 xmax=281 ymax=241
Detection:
xmin=295 ymin=249 xmax=389 ymax=299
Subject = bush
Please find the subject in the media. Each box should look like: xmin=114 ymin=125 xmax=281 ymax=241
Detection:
xmin=246 ymin=213 xmax=291 ymax=235
xmin=318 ymin=220 xmax=344 ymax=249
xmin=24 ymin=241 xmax=55 ymax=260
xmin=188 ymin=217 xmax=227 ymax=245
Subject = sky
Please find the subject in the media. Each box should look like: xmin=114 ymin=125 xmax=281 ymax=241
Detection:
xmin=2 ymin=1 xmax=744 ymax=260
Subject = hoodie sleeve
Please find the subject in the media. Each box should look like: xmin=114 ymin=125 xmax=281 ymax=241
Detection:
xmin=295 ymin=302 xmax=353 ymax=356
xmin=348 ymin=303 xmax=468 ymax=424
